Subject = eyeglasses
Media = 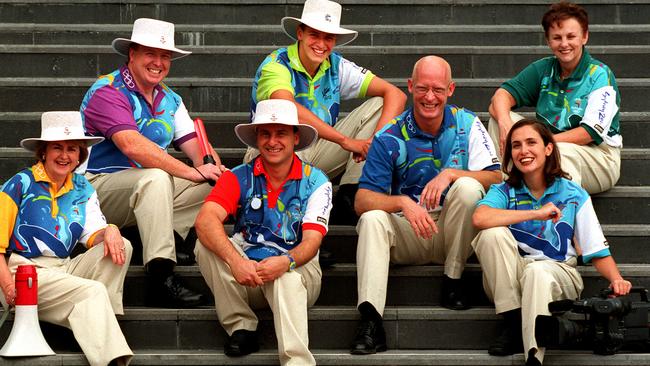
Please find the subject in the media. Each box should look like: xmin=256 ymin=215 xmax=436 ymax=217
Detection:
xmin=413 ymin=85 xmax=449 ymax=96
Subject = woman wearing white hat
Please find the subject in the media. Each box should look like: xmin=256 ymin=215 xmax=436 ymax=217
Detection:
xmin=248 ymin=0 xmax=407 ymax=225
xmin=0 ymin=111 xmax=133 ymax=365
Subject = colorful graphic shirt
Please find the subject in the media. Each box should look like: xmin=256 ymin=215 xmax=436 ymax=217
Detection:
xmin=80 ymin=65 xmax=196 ymax=173
xmin=478 ymin=178 xmax=610 ymax=263
xmin=251 ymin=43 xmax=375 ymax=126
xmin=0 ymin=162 xmax=107 ymax=258
xmin=206 ymin=155 xmax=332 ymax=260
xmin=502 ymin=48 xmax=621 ymax=147
xmin=359 ymin=106 xmax=500 ymax=204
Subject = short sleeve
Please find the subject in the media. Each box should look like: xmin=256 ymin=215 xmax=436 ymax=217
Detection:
xmin=301 ymin=180 xmax=332 ymax=236
xmin=78 ymin=191 xmax=108 ymax=245
xmin=257 ymin=62 xmax=294 ymax=101
xmin=501 ymin=60 xmax=546 ymax=108
xmin=172 ymin=102 xmax=197 ymax=145
xmin=338 ymin=56 xmax=375 ymax=100
xmin=579 ymin=85 xmax=618 ymax=146
xmin=477 ymin=183 xmax=509 ymax=209
xmin=467 ymin=116 xmax=501 ymax=171
xmin=205 ymin=170 xmax=241 ymax=217
xmin=82 ymin=85 xmax=139 ymax=138
xmin=574 ymin=196 xmax=611 ymax=263
xmin=358 ymin=137 xmax=393 ymax=194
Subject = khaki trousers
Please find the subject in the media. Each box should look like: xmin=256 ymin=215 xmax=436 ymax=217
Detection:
xmin=488 ymin=113 xmax=620 ymax=194
xmin=471 ymin=227 xmax=583 ymax=364
xmin=194 ymin=240 xmax=322 ymax=366
xmin=245 ymin=97 xmax=384 ymax=185
xmin=7 ymin=241 xmax=134 ymax=366
xmin=356 ymin=177 xmax=484 ymax=315
xmin=87 ymin=168 xmax=212 ymax=264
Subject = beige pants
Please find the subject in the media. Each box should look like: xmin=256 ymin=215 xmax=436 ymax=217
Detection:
xmin=87 ymin=168 xmax=212 ymax=264
xmin=7 ymin=242 xmax=134 ymax=366
xmin=194 ymin=240 xmax=322 ymax=366
xmin=471 ymin=227 xmax=583 ymax=364
xmin=356 ymin=177 xmax=485 ymax=315
xmin=488 ymin=112 xmax=620 ymax=194
xmin=245 ymin=97 xmax=384 ymax=185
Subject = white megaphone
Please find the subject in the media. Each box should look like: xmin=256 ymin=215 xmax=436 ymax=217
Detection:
xmin=0 ymin=264 xmax=55 ymax=357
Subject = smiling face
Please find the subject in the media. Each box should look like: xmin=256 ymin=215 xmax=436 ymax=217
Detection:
xmin=296 ymin=25 xmax=336 ymax=76
xmin=42 ymin=140 xmax=83 ymax=186
xmin=509 ymin=125 xmax=554 ymax=179
xmin=256 ymin=124 xmax=299 ymax=168
xmin=546 ymin=17 xmax=588 ymax=75
xmin=407 ymin=56 xmax=455 ymax=129
xmin=128 ymin=45 xmax=172 ymax=93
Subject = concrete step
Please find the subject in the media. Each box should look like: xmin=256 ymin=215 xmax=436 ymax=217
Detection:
xmin=115 ymin=264 xmax=650 ymax=307
xmin=0 ymin=0 xmax=649 ymax=26
xmin=2 ymin=44 xmax=650 ymax=78
xmin=3 ymin=111 xmax=650 ymax=148
xmin=2 ymin=350 xmax=650 ymax=366
xmin=1 ymin=24 xmax=649 ymax=46
xmin=2 ymin=145 xmax=650 ymax=188
xmin=2 ymin=77 xmax=650 ymax=113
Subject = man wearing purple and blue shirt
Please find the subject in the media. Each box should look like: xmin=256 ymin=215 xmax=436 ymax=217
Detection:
xmin=80 ymin=18 xmax=225 ymax=307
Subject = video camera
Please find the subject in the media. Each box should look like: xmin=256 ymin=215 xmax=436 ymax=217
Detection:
xmin=535 ymin=287 xmax=650 ymax=355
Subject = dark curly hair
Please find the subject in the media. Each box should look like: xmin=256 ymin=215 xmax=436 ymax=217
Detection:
xmin=542 ymin=1 xmax=589 ymax=38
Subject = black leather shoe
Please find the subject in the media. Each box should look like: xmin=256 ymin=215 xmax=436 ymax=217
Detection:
xmin=525 ymin=349 xmax=542 ymax=366
xmin=225 ymin=329 xmax=259 ymax=357
xmin=149 ymin=273 xmax=205 ymax=308
xmin=489 ymin=309 xmax=523 ymax=356
xmin=350 ymin=319 xmax=387 ymax=355
xmin=440 ymin=275 xmax=470 ymax=310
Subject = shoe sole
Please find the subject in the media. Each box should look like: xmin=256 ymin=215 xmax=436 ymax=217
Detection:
xmin=350 ymin=344 xmax=388 ymax=355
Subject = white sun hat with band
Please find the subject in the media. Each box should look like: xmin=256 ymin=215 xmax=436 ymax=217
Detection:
xmin=112 ymin=18 xmax=191 ymax=60
xmin=281 ymin=0 xmax=358 ymax=46
xmin=235 ymin=100 xmax=318 ymax=151
xmin=21 ymin=111 xmax=104 ymax=153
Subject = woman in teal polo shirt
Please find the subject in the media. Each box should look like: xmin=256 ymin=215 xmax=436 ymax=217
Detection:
xmin=471 ymin=119 xmax=631 ymax=365
xmin=488 ymin=1 xmax=621 ymax=194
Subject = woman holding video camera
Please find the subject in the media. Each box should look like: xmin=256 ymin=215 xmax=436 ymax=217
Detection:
xmin=471 ymin=119 xmax=631 ymax=365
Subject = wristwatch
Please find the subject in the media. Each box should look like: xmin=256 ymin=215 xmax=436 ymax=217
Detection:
xmin=283 ymin=252 xmax=296 ymax=272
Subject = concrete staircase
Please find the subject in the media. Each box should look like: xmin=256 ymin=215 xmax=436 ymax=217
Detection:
xmin=0 ymin=1 xmax=649 ymax=365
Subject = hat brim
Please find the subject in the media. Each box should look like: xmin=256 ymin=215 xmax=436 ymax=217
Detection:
xmin=234 ymin=122 xmax=318 ymax=152
xmin=20 ymin=136 xmax=105 ymax=152
xmin=112 ymin=38 xmax=191 ymax=61
xmin=281 ymin=17 xmax=358 ymax=46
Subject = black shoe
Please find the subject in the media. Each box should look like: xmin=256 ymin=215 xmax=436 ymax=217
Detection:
xmin=525 ymin=349 xmax=542 ymax=366
xmin=330 ymin=184 xmax=359 ymax=225
xmin=224 ymin=329 xmax=259 ymax=357
xmin=440 ymin=275 xmax=470 ymax=310
xmin=489 ymin=309 xmax=523 ymax=356
xmin=350 ymin=319 xmax=387 ymax=355
xmin=149 ymin=273 xmax=205 ymax=308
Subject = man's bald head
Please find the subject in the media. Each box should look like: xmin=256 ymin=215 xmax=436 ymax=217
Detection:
xmin=411 ymin=56 xmax=453 ymax=85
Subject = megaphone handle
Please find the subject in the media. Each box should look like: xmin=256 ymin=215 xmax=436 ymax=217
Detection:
xmin=203 ymin=155 xmax=216 ymax=186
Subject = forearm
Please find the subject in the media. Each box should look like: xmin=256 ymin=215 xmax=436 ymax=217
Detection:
xmin=472 ymin=205 xmax=541 ymax=229
xmin=592 ymin=256 xmax=624 ymax=283
xmin=355 ymin=188 xmax=410 ymax=215
xmin=288 ymin=232 xmax=322 ymax=268
xmin=554 ymin=126 xmax=593 ymax=145
xmin=489 ymin=88 xmax=517 ymax=124
xmin=195 ymin=205 xmax=243 ymax=268
xmin=446 ymin=169 xmax=502 ymax=191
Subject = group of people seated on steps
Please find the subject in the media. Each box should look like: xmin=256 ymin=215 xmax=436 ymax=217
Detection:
xmin=0 ymin=0 xmax=633 ymax=365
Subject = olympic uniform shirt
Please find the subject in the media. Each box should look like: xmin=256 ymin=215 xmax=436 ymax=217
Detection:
xmin=251 ymin=43 xmax=375 ymax=127
xmin=0 ymin=162 xmax=107 ymax=258
xmin=359 ymin=106 xmax=500 ymax=204
xmin=80 ymin=66 xmax=197 ymax=173
xmin=206 ymin=154 xmax=332 ymax=260
xmin=478 ymin=178 xmax=610 ymax=263
xmin=502 ymin=48 xmax=621 ymax=147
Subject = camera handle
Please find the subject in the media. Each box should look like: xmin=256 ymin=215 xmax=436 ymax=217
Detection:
xmin=600 ymin=287 xmax=649 ymax=302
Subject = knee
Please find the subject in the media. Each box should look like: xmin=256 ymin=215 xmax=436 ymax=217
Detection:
xmin=135 ymin=168 xmax=173 ymax=191
xmin=447 ymin=177 xmax=484 ymax=206
xmin=521 ymin=262 xmax=554 ymax=287
xmin=473 ymin=227 xmax=509 ymax=253
xmin=357 ymin=210 xmax=391 ymax=231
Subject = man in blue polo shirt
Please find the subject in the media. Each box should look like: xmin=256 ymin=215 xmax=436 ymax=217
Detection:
xmin=349 ymin=56 xmax=502 ymax=355
xmin=195 ymin=99 xmax=332 ymax=365
xmin=80 ymin=18 xmax=225 ymax=308
xmin=246 ymin=0 xmax=406 ymax=224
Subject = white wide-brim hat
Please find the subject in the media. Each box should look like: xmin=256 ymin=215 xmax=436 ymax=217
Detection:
xmin=112 ymin=18 xmax=191 ymax=60
xmin=21 ymin=111 xmax=104 ymax=155
xmin=235 ymin=100 xmax=318 ymax=151
xmin=281 ymin=0 xmax=358 ymax=46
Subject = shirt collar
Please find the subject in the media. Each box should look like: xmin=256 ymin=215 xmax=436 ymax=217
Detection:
xmin=403 ymin=105 xmax=453 ymax=139
xmin=553 ymin=47 xmax=592 ymax=81
xmin=253 ymin=154 xmax=303 ymax=180
xmin=287 ymin=42 xmax=331 ymax=80
xmin=517 ymin=177 xmax=561 ymax=201
xmin=32 ymin=161 xmax=74 ymax=194
xmin=120 ymin=65 xmax=165 ymax=98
